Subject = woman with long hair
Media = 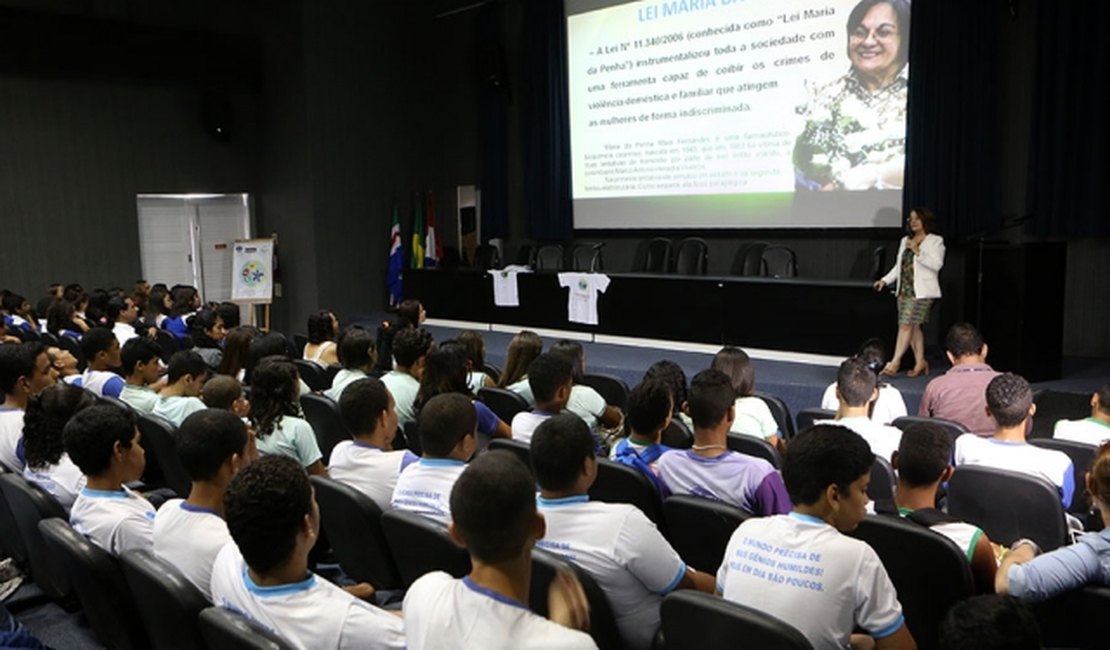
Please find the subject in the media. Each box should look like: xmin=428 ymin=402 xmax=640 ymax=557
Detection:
xmin=497 ymin=330 xmax=543 ymax=405
xmin=249 ymin=358 xmax=327 ymax=476
xmin=711 ymin=346 xmax=784 ymax=452
xmin=415 ymin=341 xmax=509 ymax=442
xmin=304 ymin=310 xmax=340 ymax=367
xmin=22 ymin=384 xmax=97 ymax=509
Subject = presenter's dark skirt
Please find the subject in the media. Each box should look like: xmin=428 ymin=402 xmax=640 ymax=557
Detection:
xmin=897 ymin=297 xmax=934 ymax=326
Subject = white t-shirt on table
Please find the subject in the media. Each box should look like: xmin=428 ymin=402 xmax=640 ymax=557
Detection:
xmin=557 ymin=273 xmax=610 ymax=326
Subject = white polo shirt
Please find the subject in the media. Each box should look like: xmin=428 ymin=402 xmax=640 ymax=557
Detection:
xmin=510 ymin=411 xmax=555 ymax=444
xmin=24 ymin=454 xmax=86 ymax=510
xmin=953 ymin=434 xmax=1075 ymax=508
xmin=536 ymin=495 xmax=686 ymax=650
xmin=153 ymin=500 xmax=232 ymax=601
xmin=717 ymin=513 xmax=905 ymax=649
xmin=327 ymin=441 xmax=419 ymax=512
xmin=390 ymin=458 xmax=467 ymax=524
xmin=403 ymin=571 xmax=597 ymax=650
xmin=380 ymin=371 xmax=421 ymax=427
xmin=816 ymin=417 xmax=902 ymax=465
xmin=209 ymin=543 xmax=405 ymax=650
xmin=153 ymin=395 xmax=207 ymax=428
xmin=0 ymin=407 xmax=26 ymax=471
xmin=77 ymin=369 xmax=126 ymax=398
xmin=507 ymin=378 xmax=535 ymax=406
xmin=70 ymin=486 xmax=156 ymax=556
xmin=1054 ymin=418 xmax=1110 ymax=446
xmin=324 ymin=368 xmax=368 ymax=403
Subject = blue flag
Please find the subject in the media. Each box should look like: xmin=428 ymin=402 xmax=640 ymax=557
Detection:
xmin=387 ymin=202 xmax=404 ymax=306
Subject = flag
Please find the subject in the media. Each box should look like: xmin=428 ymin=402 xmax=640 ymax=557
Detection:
xmin=424 ymin=191 xmax=442 ymax=269
xmin=387 ymin=202 xmax=404 ymax=306
xmin=411 ymin=192 xmax=425 ymax=269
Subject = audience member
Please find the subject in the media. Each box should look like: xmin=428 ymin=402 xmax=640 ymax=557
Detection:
xmin=497 ymin=330 xmax=543 ymax=405
xmin=145 ymin=285 xmax=171 ymax=328
xmin=74 ymin=328 xmax=124 ymax=398
xmin=717 ymin=424 xmax=914 ymax=649
xmin=218 ymin=325 xmax=258 ymax=382
xmin=325 ymin=327 xmax=377 ymax=401
xmin=821 ymin=338 xmax=908 ymax=424
xmin=938 ymin=595 xmax=1040 ymax=650
xmin=609 ymin=379 xmax=674 ymax=492
xmin=403 ymin=450 xmax=596 ymax=649
xmin=1053 ymin=382 xmax=1110 ymax=446
xmin=511 ymin=353 xmax=574 ymax=444
xmin=44 ymin=345 xmax=80 ymax=382
xmin=414 ymin=341 xmax=509 ymax=443
xmin=2 ymin=294 xmax=35 ymax=333
xmin=107 ymin=295 xmax=140 ymax=346
xmin=549 ymin=340 xmax=622 ymax=435
xmin=919 ymin=323 xmax=1000 ymax=436
xmin=642 ymin=359 xmax=693 ymax=433
xmin=153 ymin=351 xmax=209 ymax=427
xmin=658 ymin=370 xmax=791 ymax=515
xmin=119 ymin=338 xmax=162 ymax=414
xmin=304 ymin=310 xmax=340 ymax=367
xmin=163 ymin=285 xmax=200 ymax=340
xmin=65 ymin=405 xmax=155 ymax=555
xmin=201 ymin=374 xmax=250 ymax=418
xmin=818 ymin=357 xmax=904 ymax=463
xmin=250 ymin=358 xmax=326 ymax=476
xmin=0 ymin=343 xmax=58 ymax=471
xmin=210 ymin=455 xmax=405 ymax=649
xmin=380 ymin=327 xmax=433 ymax=427
xmin=188 ymin=308 xmax=226 ymax=371
xmin=46 ymin=299 xmax=87 ymax=338
xmin=391 ymin=393 xmax=476 ymax=523
xmin=457 ymin=330 xmax=495 ymax=394
xmin=954 ymin=373 xmax=1075 ymax=508
xmin=22 ymin=384 xmax=96 ymax=509
xmin=216 ymin=302 xmax=240 ymax=330
xmin=711 ymin=346 xmax=784 ymax=451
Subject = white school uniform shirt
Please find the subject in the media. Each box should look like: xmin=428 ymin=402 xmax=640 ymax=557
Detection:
xmin=69 ymin=486 xmax=156 ymax=556
xmin=731 ymin=396 xmax=779 ymax=440
xmin=821 ymin=383 xmax=908 ymax=425
xmin=403 ymin=571 xmax=598 ymax=650
xmin=566 ymin=385 xmax=608 ymax=432
xmin=112 ymin=321 xmax=138 ymax=347
xmin=466 ymin=371 xmax=490 ymax=395
xmin=536 ymin=495 xmax=687 ymax=650
xmin=390 ymin=458 xmax=467 ymax=524
xmin=324 ymin=368 xmax=368 ymax=402
xmin=119 ymin=384 xmax=158 ymax=415
xmin=507 ymin=378 xmax=535 ymax=406
xmin=153 ymin=395 xmax=207 ymax=427
xmin=24 ymin=455 xmax=86 ymax=510
xmin=816 ymin=416 xmax=903 ymax=465
xmin=0 ymin=407 xmax=26 ymax=471
xmin=380 ymin=371 xmax=421 ymax=427
xmin=717 ymin=513 xmax=905 ymax=649
xmin=209 ymin=543 xmax=405 ymax=650
xmin=511 ymin=411 xmax=555 ymax=444
xmin=327 ymin=441 xmax=419 ymax=512
xmin=255 ymin=415 xmax=323 ymax=469
xmin=895 ymin=508 xmax=985 ymax=564
xmin=557 ymin=273 xmax=610 ymax=326
xmin=153 ymin=499 xmax=231 ymax=601
xmin=490 ymin=265 xmax=532 ymax=308
xmin=76 ymin=369 xmax=125 ymax=398
xmin=953 ymin=434 xmax=1076 ymax=507
xmin=1054 ymin=418 xmax=1110 ymax=446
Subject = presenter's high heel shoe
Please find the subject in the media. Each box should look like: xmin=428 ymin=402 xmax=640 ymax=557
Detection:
xmin=880 ymin=363 xmax=899 ymax=377
xmin=907 ymin=362 xmax=930 ymax=378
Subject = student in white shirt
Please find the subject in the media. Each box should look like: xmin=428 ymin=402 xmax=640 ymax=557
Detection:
xmin=609 ymin=378 xmax=674 ymax=494
xmin=153 ymin=351 xmax=209 ymax=427
xmin=324 ymin=327 xmax=376 ymax=402
xmin=154 ymin=409 xmax=254 ymax=600
xmin=303 ymin=310 xmax=340 ymax=368
xmin=511 ymin=352 xmax=574 ymax=444
xmin=380 ymin=327 xmax=433 ymax=427
xmin=711 ymin=346 xmax=785 ymax=453
xmin=119 ymin=338 xmax=162 ymax=415
xmin=74 ymin=328 xmax=125 ymax=398
xmin=1053 ymin=382 xmax=1110 ymax=446
xmin=817 ymin=357 xmax=904 ymax=464
xmin=250 ymin=358 xmax=327 ymax=476
xmin=0 ymin=342 xmax=59 ymax=471
xmin=717 ymin=425 xmax=915 ymax=649
xmin=412 ymin=341 xmax=510 ymax=443
xmin=497 ymin=330 xmax=543 ymax=407
xmin=404 ymin=450 xmax=597 ymax=650
xmin=330 ymin=377 xmax=417 ymax=511
xmin=531 ymin=414 xmax=716 ymax=650
xmin=211 ymin=455 xmax=404 ymax=649
xmin=549 ymin=340 xmax=622 ymax=434
xmin=108 ymin=295 xmax=141 ymax=347
xmin=391 ymin=393 xmax=476 ymax=523
xmin=65 ymin=405 xmax=156 ymax=555
xmin=954 ymin=373 xmax=1076 ymax=508
xmin=22 ymin=383 xmax=96 ymax=510
xmin=456 ymin=330 xmax=495 ymax=395
xmin=201 ymin=375 xmax=251 ymax=419
xmin=45 ymin=345 xmax=81 ymax=384
xmin=820 ymin=339 xmax=908 ymax=425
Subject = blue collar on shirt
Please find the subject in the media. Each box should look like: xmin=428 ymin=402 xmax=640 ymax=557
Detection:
xmin=0 ymin=406 xmax=20 ymax=412
xmin=80 ymin=487 xmax=129 ymax=499
xmin=986 ymin=438 xmax=1029 ymax=447
xmin=352 ymin=441 xmax=384 ymax=451
xmin=418 ymin=458 xmax=465 ymax=468
xmin=242 ymin=567 xmax=316 ymax=597
xmin=537 ymin=495 xmax=589 ymax=508
xmin=462 ymin=576 xmax=530 ymax=611
xmin=180 ymin=502 xmax=221 ymax=517
xmin=788 ymin=512 xmax=829 ymax=526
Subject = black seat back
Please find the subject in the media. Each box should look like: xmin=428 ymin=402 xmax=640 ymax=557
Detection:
xmin=675 ymin=237 xmax=709 ymax=275
xmin=154 ymin=329 xmax=180 ymax=363
xmin=0 ymin=473 xmax=70 ymax=599
xmin=0 ymin=469 xmax=26 ymax=563
xmin=137 ymin=413 xmax=191 ymax=497
xmin=588 ymin=457 xmax=663 ymax=526
xmin=1029 ymin=438 xmax=1096 ymax=516
xmin=530 ymin=548 xmax=624 ymax=650
xmin=120 ymin=549 xmax=209 ymax=650
xmin=1033 ymin=585 xmax=1110 ymax=650
xmin=643 ymin=237 xmax=674 ymax=273
xmin=761 ymin=245 xmax=798 ymax=278
xmin=380 ymin=509 xmax=470 ymax=587
xmin=292 ymin=333 xmax=308 ymax=357
xmin=572 ymin=243 xmax=605 ymax=272
xmin=662 ymin=495 xmax=751 ymax=573
xmin=848 ymin=515 xmax=974 ymax=650
xmin=300 ymin=394 xmax=350 ymax=463
xmin=292 ymin=359 xmax=328 ymax=392
xmin=661 ymin=590 xmax=813 ymax=650
xmin=197 ymin=606 xmax=294 ymax=650
xmin=581 ymin=373 xmax=629 ymax=411
xmin=534 ymin=244 xmax=565 ymax=271
xmin=98 ymin=394 xmax=133 ymax=412
xmin=488 ymin=438 xmax=532 ymax=474
xmin=309 ymin=476 xmax=401 ymax=589
xmin=869 ymin=456 xmax=897 ymax=502
xmin=726 ymin=432 xmax=783 ymax=468
xmin=891 ymin=416 xmax=968 ymax=447
xmin=948 ymin=465 xmax=1068 ymax=550
xmin=754 ymin=391 xmax=796 ymax=439
xmin=481 ymin=362 xmax=502 ymax=384
xmin=477 ymin=387 xmax=530 ymax=424
xmin=473 ymin=243 xmax=501 ymax=270
xmin=39 ymin=518 xmax=150 ymax=650
xmin=403 ymin=420 xmax=423 ymax=457
xmin=795 ymin=408 xmax=836 ymax=433
xmin=1032 ymin=390 xmax=1093 ymax=439
xmin=732 ymin=242 xmax=768 ymax=276
xmin=660 ymin=418 xmax=693 ymax=449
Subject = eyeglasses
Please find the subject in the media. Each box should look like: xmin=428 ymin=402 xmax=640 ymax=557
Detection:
xmin=850 ymin=25 xmax=899 ymax=41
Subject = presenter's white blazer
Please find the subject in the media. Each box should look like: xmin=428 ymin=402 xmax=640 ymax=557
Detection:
xmin=880 ymin=233 xmax=945 ymax=299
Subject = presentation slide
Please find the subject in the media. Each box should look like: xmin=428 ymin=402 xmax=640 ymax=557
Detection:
xmin=566 ymin=0 xmax=911 ymax=229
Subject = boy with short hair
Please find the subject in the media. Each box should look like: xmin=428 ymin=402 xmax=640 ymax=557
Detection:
xmin=390 ymin=393 xmax=476 ymax=523
xmin=403 ymin=450 xmax=597 ymax=649
xmin=75 ymin=328 xmax=125 ymax=398
xmin=609 ymin=379 xmax=674 ymax=492
xmin=107 ymin=295 xmax=140 ymax=346
xmin=45 ymin=345 xmax=80 ymax=382
xmin=1053 ymin=382 xmax=1110 ymax=446
xmin=324 ymin=328 xmax=377 ymax=402
xmin=153 ymin=409 xmax=252 ymax=599
xmin=818 ymin=357 xmax=904 ymax=463
xmin=531 ymin=414 xmax=715 ymax=650
xmin=657 ymin=369 xmax=791 ymax=516
xmin=201 ymin=375 xmax=250 ymax=418
xmin=380 ymin=327 xmax=434 ymax=427
xmin=510 ymin=353 xmax=573 ymax=444
xmin=210 ymin=455 xmax=405 ymax=649
xmin=119 ymin=338 xmax=163 ymax=414
xmin=65 ymin=405 xmax=155 ymax=555
xmin=330 ymin=377 xmax=417 ymax=511
xmin=0 ymin=343 xmax=58 ymax=471
xmin=153 ymin=351 xmax=209 ymax=427
xmin=717 ymin=424 xmax=915 ymax=649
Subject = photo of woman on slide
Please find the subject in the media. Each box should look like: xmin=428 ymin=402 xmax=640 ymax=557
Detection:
xmin=793 ymin=0 xmax=910 ymax=191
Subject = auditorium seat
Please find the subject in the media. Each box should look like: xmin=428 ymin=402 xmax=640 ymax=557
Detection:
xmin=39 ymin=518 xmax=150 ymax=650
xmin=0 ymin=473 xmax=71 ymax=601
xmin=488 ymin=438 xmax=532 ymax=474
xmin=674 ymin=237 xmax=709 ymax=275
xmin=795 ymin=407 xmax=835 ymax=433
xmin=473 ymin=243 xmax=501 ymax=270
xmin=1031 ymin=390 xmax=1092 ymax=439
xmin=581 ymin=373 xmax=629 ymax=410
xmin=572 ymin=242 xmax=605 ymax=272
xmin=588 ymin=457 xmax=664 ymax=526
xmin=870 ymin=245 xmax=887 ymax=281
xmin=300 ymin=394 xmax=350 ymax=462
xmin=760 ymin=245 xmax=798 ymax=278
xmin=477 ymin=387 xmax=530 ymax=424
xmin=947 ymin=465 xmax=1068 ymax=551
xmin=660 ymin=418 xmax=693 ymax=449
xmin=120 ymin=549 xmax=208 ymax=650
xmin=403 ymin=420 xmax=423 ymax=457
xmin=1032 ymin=585 xmax=1110 ymax=650
xmin=642 ymin=237 xmax=674 ymax=273
xmin=198 ymin=606 xmax=294 ymax=650
xmin=869 ymin=456 xmax=897 ymax=502
xmin=481 ymin=362 xmax=502 ymax=384
xmin=662 ymin=495 xmax=751 ymax=573
xmin=534 ymin=244 xmax=565 ymax=271
xmin=754 ymin=391 xmax=796 ymax=438
xmin=0 ymin=471 xmax=29 ymax=567
xmin=380 ymin=509 xmax=470 ymax=588
xmin=891 ymin=415 xmax=968 ymax=446
xmin=292 ymin=358 xmax=328 ymax=392
xmin=310 ymin=476 xmax=401 ymax=590
xmin=154 ymin=329 xmax=180 ymax=363
xmin=529 ymin=548 xmax=624 ymax=650
xmin=515 ymin=243 xmax=536 ymax=267
xmin=726 ymin=432 xmax=782 ymax=468
xmin=98 ymin=394 xmax=133 ymax=412
xmin=731 ymin=242 xmax=768 ymax=276
xmin=660 ymin=590 xmax=812 ymax=650
xmin=847 ymin=514 xmax=974 ymax=650
xmin=137 ymin=413 xmax=192 ymax=498
xmin=291 ymin=332 xmax=308 ymax=357
xmin=1029 ymin=437 xmax=1097 ymax=518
